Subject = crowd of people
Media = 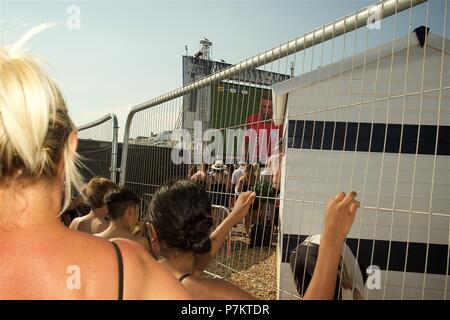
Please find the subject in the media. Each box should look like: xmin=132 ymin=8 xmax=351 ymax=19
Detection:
xmin=0 ymin=29 xmax=363 ymax=300
xmin=187 ymin=145 xmax=283 ymax=239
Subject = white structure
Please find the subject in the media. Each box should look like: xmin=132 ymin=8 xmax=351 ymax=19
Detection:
xmin=273 ymin=31 xmax=450 ymax=299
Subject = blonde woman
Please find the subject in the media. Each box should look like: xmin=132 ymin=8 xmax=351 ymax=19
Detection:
xmin=0 ymin=27 xmax=190 ymax=300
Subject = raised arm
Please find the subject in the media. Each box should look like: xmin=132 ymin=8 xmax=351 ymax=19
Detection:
xmin=193 ymin=191 xmax=255 ymax=275
xmin=303 ymin=191 xmax=360 ymax=300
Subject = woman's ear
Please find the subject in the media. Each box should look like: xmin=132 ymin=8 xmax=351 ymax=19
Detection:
xmin=58 ymin=131 xmax=78 ymax=176
xmin=69 ymin=131 xmax=78 ymax=154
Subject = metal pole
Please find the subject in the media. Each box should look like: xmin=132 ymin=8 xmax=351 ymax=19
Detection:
xmin=77 ymin=113 xmax=118 ymax=182
xmin=110 ymin=114 xmax=119 ymax=183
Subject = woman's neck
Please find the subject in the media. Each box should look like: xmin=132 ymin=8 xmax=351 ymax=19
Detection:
xmin=106 ymin=219 xmax=130 ymax=233
xmin=0 ymin=178 xmax=64 ymax=232
xmin=90 ymin=207 xmax=107 ymax=218
xmin=161 ymin=251 xmax=196 ymax=277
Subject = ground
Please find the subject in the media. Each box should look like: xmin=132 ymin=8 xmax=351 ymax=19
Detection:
xmin=205 ymin=223 xmax=278 ymax=300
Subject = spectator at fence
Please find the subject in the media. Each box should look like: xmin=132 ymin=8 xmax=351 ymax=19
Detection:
xmin=237 ymin=164 xmax=257 ymax=194
xmin=146 ymin=179 xmax=257 ymax=299
xmin=69 ymin=176 xmax=116 ymax=234
xmin=260 ymin=140 xmax=284 ymax=189
xmin=231 ymin=161 xmax=246 ymax=196
xmin=289 ymin=234 xmax=366 ymax=300
xmin=207 ymin=160 xmax=230 ymax=208
xmin=187 ymin=165 xmax=197 ymax=180
xmin=95 ymin=187 xmax=150 ymax=251
xmin=244 ymin=94 xmax=283 ymax=164
xmin=0 ymin=34 xmax=190 ymax=299
xmin=146 ymin=180 xmax=360 ymax=300
xmin=225 ymin=164 xmax=235 ymax=208
xmin=191 ymin=162 xmax=209 ymax=188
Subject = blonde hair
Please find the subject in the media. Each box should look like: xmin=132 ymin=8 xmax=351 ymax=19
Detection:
xmin=0 ymin=24 xmax=83 ymax=212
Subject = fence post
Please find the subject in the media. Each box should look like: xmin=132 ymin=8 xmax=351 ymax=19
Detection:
xmin=77 ymin=113 xmax=119 ymax=182
xmin=110 ymin=114 xmax=119 ymax=183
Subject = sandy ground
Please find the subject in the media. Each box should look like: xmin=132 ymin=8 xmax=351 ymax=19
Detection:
xmin=205 ymin=223 xmax=278 ymax=300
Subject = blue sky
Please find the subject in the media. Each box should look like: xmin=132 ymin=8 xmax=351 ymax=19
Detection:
xmin=1 ymin=0 xmax=447 ymax=138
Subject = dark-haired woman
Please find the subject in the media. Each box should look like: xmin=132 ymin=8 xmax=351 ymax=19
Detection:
xmin=146 ymin=180 xmax=361 ymax=300
xmin=146 ymin=180 xmax=257 ymax=299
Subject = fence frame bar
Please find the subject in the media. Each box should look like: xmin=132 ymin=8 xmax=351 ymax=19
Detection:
xmin=77 ymin=113 xmax=120 ymax=182
xmin=119 ymin=0 xmax=427 ymax=185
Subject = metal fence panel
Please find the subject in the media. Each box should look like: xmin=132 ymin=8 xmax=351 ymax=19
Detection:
xmin=77 ymin=113 xmax=119 ymax=183
xmin=118 ymin=0 xmax=449 ymax=300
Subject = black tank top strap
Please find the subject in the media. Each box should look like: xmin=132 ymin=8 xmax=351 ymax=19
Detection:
xmin=178 ymin=273 xmax=191 ymax=282
xmin=111 ymin=241 xmax=124 ymax=300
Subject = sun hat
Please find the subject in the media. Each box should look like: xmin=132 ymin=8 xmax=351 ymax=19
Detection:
xmin=211 ymin=160 xmax=226 ymax=171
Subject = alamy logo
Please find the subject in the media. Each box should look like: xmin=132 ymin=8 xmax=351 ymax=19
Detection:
xmin=66 ymin=5 xmax=81 ymax=30
xmin=366 ymin=265 xmax=381 ymax=290
xmin=170 ymin=120 xmax=281 ymax=165
xmin=367 ymin=5 xmax=382 ymax=30
xmin=66 ymin=265 xmax=81 ymax=290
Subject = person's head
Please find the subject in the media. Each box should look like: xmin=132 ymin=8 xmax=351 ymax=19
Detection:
xmin=290 ymin=239 xmax=366 ymax=300
xmin=238 ymin=160 xmax=246 ymax=168
xmin=104 ymin=187 xmax=140 ymax=230
xmin=147 ymin=180 xmax=213 ymax=258
xmin=290 ymin=241 xmax=341 ymax=299
xmin=187 ymin=165 xmax=197 ymax=178
xmin=252 ymin=163 xmax=260 ymax=177
xmin=259 ymin=94 xmax=273 ymax=121
xmin=211 ymin=160 xmax=226 ymax=177
xmin=0 ymin=29 xmax=83 ymax=220
xmin=243 ymin=163 xmax=253 ymax=180
xmin=200 ymin=162 xmax=208 ymax=173
xmin=82 ymin=177 xmax=116 ymax=211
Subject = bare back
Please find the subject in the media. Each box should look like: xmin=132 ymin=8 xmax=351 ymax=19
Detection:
xmin=95 ymin=228 xmax=150 ymax=251
xmin=69 ymin=214 xmax=109 ymax=234
xmin=0 ymin=226 xmax=189 ymax=300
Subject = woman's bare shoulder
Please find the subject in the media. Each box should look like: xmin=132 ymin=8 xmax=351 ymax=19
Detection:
xmin=64 ymin=229 xmax=118 ymax=263
xmin=57 ymin=234 xmax=189 ymax=299
xmin=110 ymin=239 xmax=191 ymax=299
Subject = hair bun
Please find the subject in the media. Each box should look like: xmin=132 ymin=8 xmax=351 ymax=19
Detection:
xmin=191 ymin=233 xmax=212 ymax=254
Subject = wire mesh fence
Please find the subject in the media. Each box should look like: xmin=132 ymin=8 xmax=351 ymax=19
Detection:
xmin=115 ymin=0 xmax=448 ymax=300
